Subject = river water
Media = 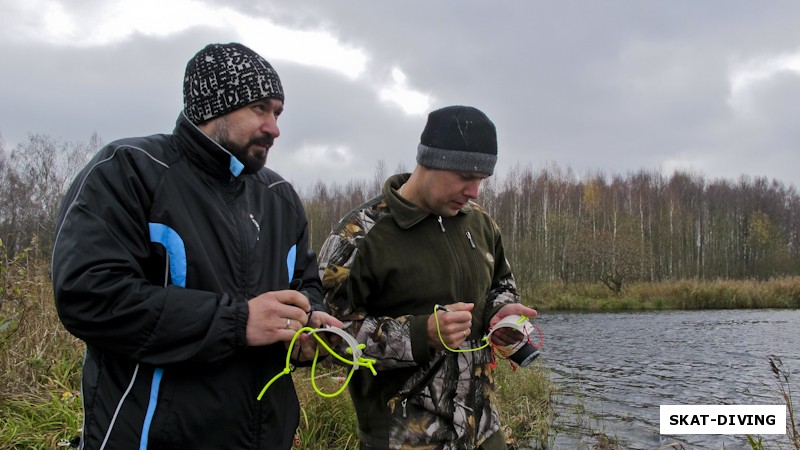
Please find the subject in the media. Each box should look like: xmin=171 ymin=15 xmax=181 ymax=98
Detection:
xmin=531 ymin=309 xmax=800 ymax=450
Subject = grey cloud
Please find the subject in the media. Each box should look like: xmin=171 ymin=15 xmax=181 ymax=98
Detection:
xmin=2 ymin=0 xmax=800 ymax=190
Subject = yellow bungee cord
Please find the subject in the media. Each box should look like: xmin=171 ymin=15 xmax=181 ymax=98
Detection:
xmin=433 ymin=304 xmax=542 ymax=364
xmin=260 ymin=306 xmax=541 ymax=399
xmin=433 ymin=304 xmax=491 ymax=353
xmin=257 ymin=326 xmax=377 ymax=400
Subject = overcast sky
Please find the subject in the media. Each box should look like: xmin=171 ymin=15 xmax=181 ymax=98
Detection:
xmin=2 ymin=1 xmax=799 ymax=191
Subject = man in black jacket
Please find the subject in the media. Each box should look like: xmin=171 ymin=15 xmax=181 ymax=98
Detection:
xmin=51 ymin=42 xmax=341 ymax=449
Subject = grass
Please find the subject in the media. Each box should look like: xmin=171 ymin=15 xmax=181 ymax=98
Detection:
xmin=1 ymin=248 xmax=84 ymax=449
xmin=2 ymin=392 xmax=83 ymax=448
xmin=292 ymin=367 xmax=359 ymax=450
xmin=761 ymin=355 xmax=799 ymax=449
xmin=290 ymin=358 xmax=554 ymax=449
xmin=2 ymin=249 xmax=796 ymax=449
xmin=494 ymin=360 xmax=553 ymax=448
xmin=524 ymin=276 xmax=800 ymax=312
xmin=743 ymin=355 xmax=800 ymax=450
xmin=0 ymin=254 xmax=553 ymax=449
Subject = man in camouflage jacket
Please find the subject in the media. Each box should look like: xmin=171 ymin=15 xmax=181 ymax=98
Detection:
xmin=318 ymin=106 xmax=538 ymax=450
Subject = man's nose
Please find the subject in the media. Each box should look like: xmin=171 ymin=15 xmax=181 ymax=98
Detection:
xmin=464 ymin=180 xmax=481 ymax=199
xmin=261 ymin=116 xmax=280 ymax=139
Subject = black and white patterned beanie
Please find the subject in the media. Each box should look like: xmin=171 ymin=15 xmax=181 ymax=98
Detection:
xmin=183 ymin=43 xmax=284 ymax=124
xmin=416 ymin=105 xmax=498 ymax=176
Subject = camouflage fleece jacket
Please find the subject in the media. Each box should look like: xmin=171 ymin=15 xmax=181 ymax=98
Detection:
xmin=318 ymin=173 xmax=520 ymax=450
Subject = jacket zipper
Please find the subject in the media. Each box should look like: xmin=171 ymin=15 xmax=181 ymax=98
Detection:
xmin=398 ymin=354 xmax=447 ymax=418
xmin=398 ymin=217 xmax=453 ymax=417
xmin=249 ymin=213 xmax=261 ymax=241
xmin=465 ymin=231 xmax=476 ymax=249
xmin=465 ymin=229 xmax=483 ymax=338
xmin=437 ymin=216 xmax=463 ymax=302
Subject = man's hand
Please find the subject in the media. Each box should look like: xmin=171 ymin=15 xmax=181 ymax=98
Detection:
xmin=246 ymin=290 xmax=311 ymax=346
xmin=488 ymin=303 xmax=538 ymax=346
xmin=427 ymin=302 xmax=474 ymax=350
xmin=290 ymin=311 xmax=345 ymax=362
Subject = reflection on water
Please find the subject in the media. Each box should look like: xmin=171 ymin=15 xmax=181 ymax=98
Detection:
xmin=533 ymin=309 xmax=800 ymax=450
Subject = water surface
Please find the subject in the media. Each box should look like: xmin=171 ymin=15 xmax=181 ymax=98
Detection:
xmin=533 ymin=309 xmax=800 ymax=449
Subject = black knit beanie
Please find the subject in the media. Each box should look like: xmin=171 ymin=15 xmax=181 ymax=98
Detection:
xmin=416 ymin=105 xmax=498 ymax=175
xmin=183 ymin=43 xmax=284 ymax=124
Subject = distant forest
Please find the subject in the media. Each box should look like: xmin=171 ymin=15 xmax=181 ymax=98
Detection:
xmin=3 ymin=135 xmax=799 ymax=292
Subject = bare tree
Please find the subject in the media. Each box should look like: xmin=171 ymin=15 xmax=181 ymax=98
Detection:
xmin=0 ymin=134 xmax=97 ymax=257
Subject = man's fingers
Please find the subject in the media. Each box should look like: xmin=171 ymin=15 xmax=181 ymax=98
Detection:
xmin=444 ymin=302 xmax=474 ymax=312
xmin=273 ymin=290 xmax=311 ymax=311
xmin=437 ymin=306 xmax=472 ymax=325
xmin=521 ymin=307 xmax=538 ymax=319
xmin=310 ymin=311 xmax=344 ymax=329
xmin=247 ymin=291 xmax=320 ymax=346
xmin=276 ymin=303 xmax=313 ymax=328
xmin=491 ymin=328 xmax=522 ymax=346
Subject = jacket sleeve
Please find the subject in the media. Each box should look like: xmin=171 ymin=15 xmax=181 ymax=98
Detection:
xmin=51 ymin=144 xmax=248 ymax=367
xmin=318 ymin=214 xmax=426 ymax=371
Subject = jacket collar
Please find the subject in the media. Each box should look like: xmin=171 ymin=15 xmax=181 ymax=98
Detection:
xmin=174 ymin=112 xmax=244 ymax=181
xmin=383 ymin=173 xmax=472 ymax=230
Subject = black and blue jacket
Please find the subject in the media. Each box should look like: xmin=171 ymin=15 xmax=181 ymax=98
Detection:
xmin=51 ymin=113 xmax=322 ymax=449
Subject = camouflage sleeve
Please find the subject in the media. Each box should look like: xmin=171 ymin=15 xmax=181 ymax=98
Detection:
xmin=318 ymin=227 xmax=362 ymax=323
xmin=348 ymin=256 xmax=427 ymax=370
xmin=318 ymin=211 xmax=423 ymax=370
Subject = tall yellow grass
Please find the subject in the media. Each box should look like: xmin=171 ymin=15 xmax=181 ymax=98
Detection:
xmin=525 ymin=276 xmax=800 ymax=311
xmin=0 ymin=254 xmax=553 ymax=448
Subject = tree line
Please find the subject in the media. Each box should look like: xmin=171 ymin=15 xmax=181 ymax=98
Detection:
xmin=301 ymin=164 xmax=800 ymax=291
xmin=0 ymin=134 xmax=101 ymax=261
xmin=2 ymin=135 xmax=798 ymax=292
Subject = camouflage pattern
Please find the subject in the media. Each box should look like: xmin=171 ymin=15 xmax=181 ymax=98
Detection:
xmin=318 ymin=174 xmax=521 ymax=450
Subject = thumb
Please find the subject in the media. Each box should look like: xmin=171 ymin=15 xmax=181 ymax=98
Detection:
xmin=446 ymin=302 xmax=475 ymax=312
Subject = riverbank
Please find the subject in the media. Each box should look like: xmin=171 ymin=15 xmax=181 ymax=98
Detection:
xmin=2 ymin=259 xmax=797 ymax=447
xmin=523 ymin=276 xmax=800 ymax=312
xmin=0 ymin=261 xmax=554 ymax=448
xmin=291 ymin=361 xmax=553 ymax=449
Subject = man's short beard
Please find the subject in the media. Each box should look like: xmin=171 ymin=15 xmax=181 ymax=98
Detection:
xmin=209 ymin=116 xmax=271 ymax=174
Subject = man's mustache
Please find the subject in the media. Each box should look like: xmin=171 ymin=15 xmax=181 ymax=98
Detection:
xmin=251 ymin=134 xmax=274 ymax=148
